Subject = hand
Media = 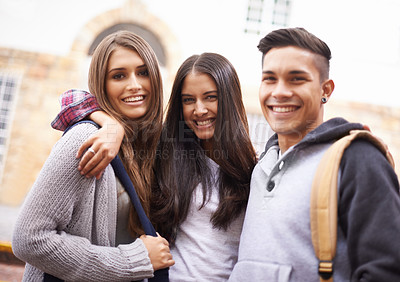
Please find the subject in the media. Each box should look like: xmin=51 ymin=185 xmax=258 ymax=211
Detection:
xmin=362 ymin=124 xmax=371 ymax=132
xmin=140 ymin=234 xmax=175 ymax=271
xmin=76 ymin=112 xmax=125 ymax=179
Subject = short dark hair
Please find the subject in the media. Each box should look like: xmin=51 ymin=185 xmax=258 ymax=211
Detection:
xmin=258 ymin=27 xmax=331 ymax=80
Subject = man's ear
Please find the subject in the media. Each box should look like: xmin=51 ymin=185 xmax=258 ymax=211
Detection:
xmin=322 ymin=79 xmax=334 ymax=99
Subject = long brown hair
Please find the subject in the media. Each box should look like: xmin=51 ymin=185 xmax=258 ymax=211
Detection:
xmin=88 ymin=30 xmax=163 ymax=235
xmin=152 ymin=53 xmax=256 ymax=242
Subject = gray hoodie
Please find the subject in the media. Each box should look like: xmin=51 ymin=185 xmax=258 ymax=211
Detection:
xmin=229 ymin=118 xmax=400 ymax=282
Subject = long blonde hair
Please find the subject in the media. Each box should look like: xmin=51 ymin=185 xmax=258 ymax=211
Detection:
xmin=88 ymin=30 xmax=163 ymax=235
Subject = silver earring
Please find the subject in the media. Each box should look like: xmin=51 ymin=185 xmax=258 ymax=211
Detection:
xmin=321 ymin=97 xmax=327 ymax=103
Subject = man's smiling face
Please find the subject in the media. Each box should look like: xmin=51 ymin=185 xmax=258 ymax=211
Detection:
xmin=259 ymin=46 xmax=331 ymax=143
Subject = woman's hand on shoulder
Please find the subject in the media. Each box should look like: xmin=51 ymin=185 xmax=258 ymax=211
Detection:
xmin=76 ymin=111 xmax=125 ymax=179
xmin=140 ymin=233 xmax=175 ymax=271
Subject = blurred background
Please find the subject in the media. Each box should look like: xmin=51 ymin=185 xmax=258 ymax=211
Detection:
xmin=0 ymin=0 xmax=399 ymax=279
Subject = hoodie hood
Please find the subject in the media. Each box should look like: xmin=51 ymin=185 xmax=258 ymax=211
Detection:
xmin=261 ymin=117 xmax=364 ymax=159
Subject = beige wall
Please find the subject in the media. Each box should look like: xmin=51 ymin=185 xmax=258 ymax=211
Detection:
xmin=0 ymin=47 xmax=81 ymax=205
xmin=326 ymin=100 xmax=400 ymax=177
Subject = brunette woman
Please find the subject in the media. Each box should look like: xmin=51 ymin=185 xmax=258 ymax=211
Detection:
xmin=152 ymin=53 xmax=256 ymax=281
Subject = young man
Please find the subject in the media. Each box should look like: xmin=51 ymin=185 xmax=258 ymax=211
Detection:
xmin=229 ymin=27 xmax=400 ymax=281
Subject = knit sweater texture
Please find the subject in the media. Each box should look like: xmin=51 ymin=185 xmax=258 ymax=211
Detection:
xmin=12 ymin=123 xmax=153 ymax=281
xmin=229 ymin=118 xmax=400 ymax=282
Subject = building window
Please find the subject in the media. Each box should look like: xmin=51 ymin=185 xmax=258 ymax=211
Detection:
xmin=272 ymin=0 xmax=291 ymax=27
xmin=245 ymin=0 xmax=291 ymax=35
xmin=245 ymin=0 xmax=265 ymax=35
xmin=0 ymin=72 xmax=20 ymax=181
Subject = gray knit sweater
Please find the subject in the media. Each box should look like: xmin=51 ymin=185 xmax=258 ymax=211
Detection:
xmin=12 ymin=123 xmax=154 ymax=281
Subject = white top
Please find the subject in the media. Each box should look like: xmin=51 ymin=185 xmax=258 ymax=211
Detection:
xmin=169 ymin=158 xmax=245 ymax=282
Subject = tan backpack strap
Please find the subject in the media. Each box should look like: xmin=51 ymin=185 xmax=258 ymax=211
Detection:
xmin=310 ymin=130 xmax=394 ymax=282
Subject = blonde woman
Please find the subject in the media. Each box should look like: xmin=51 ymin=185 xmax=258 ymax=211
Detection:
xmin=12 ymin=31 xmax=174 ymax=281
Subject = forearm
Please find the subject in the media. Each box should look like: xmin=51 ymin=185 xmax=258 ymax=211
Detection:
xmin=15 ymin=231 xmax=152 ymax=281
xmin=14 ymin=223 xmax=153 ymax=281
xmin=89 ymin=110 xmax=125 ymax=141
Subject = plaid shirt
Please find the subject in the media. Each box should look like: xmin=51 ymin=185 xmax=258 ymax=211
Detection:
xmin=51 ymin=89 xmax=100 ymax=131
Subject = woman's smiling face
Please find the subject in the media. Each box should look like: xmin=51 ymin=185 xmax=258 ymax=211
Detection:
xmin=106 ymin=46 xmax=151 ymax=120
xmin=181 ymin=72 xmax=218 ymax=141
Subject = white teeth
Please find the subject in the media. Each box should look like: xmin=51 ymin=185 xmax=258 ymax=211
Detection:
xmin=123 ymin=96 xmax=144 ymax=102
xmin=196 ymin=119 xmax=213 ymax=126
xmin=272 ymin=106 xmax=297 ymax=113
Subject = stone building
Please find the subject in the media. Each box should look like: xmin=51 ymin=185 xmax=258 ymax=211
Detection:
xmin=0 ymin=0 xmax=399 ymax=207
xmin=0 ymin=0 xmax=182 ymax=205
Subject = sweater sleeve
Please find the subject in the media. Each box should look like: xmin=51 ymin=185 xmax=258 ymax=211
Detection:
xmin=338 ymin=139 xmax=400 ymax=282
xmin=51 ymin=89 xmax=101 ymax=131
xmin=12 ymin=123 xmax=153 ymax=281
